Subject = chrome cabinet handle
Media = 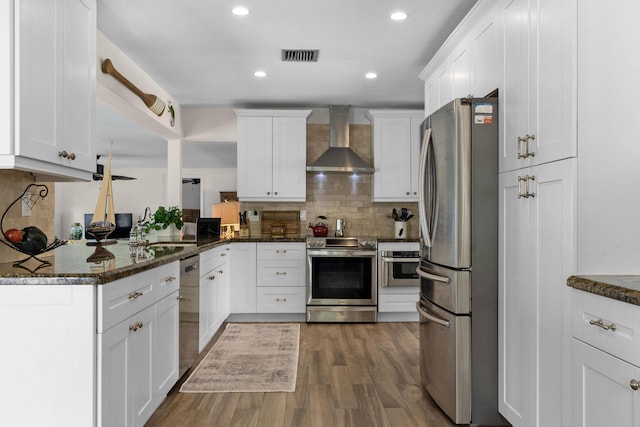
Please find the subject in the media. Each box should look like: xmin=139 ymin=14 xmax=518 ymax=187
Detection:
xmin=406 ymin=191 xmax=410 ymax=195
xmin=177 ymin=295 xmax=187 ymax=301
xmin=58 ymin=150 xmax=76 ymax=160
xmin=208 ymin=275 xmax=216 ymax=281
xmin=416 ymin=302 xmax=451 ymax=328
xmin=267 ymin=191 xmax=271 ymax=195
xmin=276 ymin=298 xmax=287 ymax=302
xmin=416 ymin=266 xmax=450 ymax=284
xmin=589 ymin=318 xmax=617 ymax=331
xmin=128 ymin=291 xmax=143 ymax=300
xmin=165 ymin=275 xmax=177 ymax=282
xmin=517 ymin=136 xmax=527 ymax=159
xmin=517 ymin=175 xmax=536 ymax=199
xmin=525 ymin=134 xmax=536 ymax=157
xmin=274 ymin=191 xmax=278 ymax=195
xmin=276 ymin=271 xmax=287 ymax=275
xmin=218 ymin=270 xmax=224 ymax=274
xmin=631 ymin=379 xmax=639 ymax=391
xmin=276 ymin=249 xmax=287 ymax=254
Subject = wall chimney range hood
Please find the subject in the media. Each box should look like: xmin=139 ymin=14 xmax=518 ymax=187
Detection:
xmin=306 ymin=105 xmax=374 ymax=174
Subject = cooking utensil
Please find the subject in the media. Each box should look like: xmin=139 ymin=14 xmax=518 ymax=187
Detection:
xmin=101 ymin=58 xmax=166 ymax=116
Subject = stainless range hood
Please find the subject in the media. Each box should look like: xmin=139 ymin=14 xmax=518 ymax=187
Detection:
xmin=306 ymin=105 xmax=374 ymax=173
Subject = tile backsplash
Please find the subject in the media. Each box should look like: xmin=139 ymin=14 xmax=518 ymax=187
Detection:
xmin=0 ymin=171 xmax=55 ymax=262
xmin=241 ymin=124 xmax=419 ymax=239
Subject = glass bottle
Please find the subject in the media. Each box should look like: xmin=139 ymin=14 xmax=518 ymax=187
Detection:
xmin=70 ymin=222 xmax=83 ymax=240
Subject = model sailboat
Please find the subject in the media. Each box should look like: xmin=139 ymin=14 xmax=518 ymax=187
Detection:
xmin=86 ymin=150 xmax=117 ymax=245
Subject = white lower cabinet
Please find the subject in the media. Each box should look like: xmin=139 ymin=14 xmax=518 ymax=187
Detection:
xmin=199 ymin=245 xmax=230 ymax=351
xmin=230 ymin=242 xmax=257 ymax=313
xmin=498 ymin=158 xmax=576 ymax=426
xmin=256 ymin=242 xmax=306 ymax=313
xmin=572 ymin=339 xmax=640 ymax=427
xmin=98 ymin=262 xmax=179 ymax=427
xmin=571 ymin=288 xmax=640 ymax=426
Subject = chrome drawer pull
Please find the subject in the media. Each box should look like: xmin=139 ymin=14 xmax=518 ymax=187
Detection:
xmin=128 ymin=291 xmax=143 ymax=300
xmin=276 ymin=271 xmax=287 ymax=275
xmin=276 ymin=249 xmax=287 ymax=254
xmin=589 ymin=318 xmax=617 ymax=331
xmin=631 ymin=379 xmax=639 ymax=391
xmin=208 ymin=275 xmax=216 ymax=281
xmin=165 ymin=275 xmax=177 ymax=282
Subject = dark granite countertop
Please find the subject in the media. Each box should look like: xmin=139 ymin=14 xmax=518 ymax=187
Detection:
xmin=567 ymin=275 xmax=640 ymax=306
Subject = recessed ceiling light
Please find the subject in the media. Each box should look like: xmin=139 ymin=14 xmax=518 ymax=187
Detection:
xmin=232 ymin=6 xmax=250 ymax=16
xmin=390 ymin=11 xmax=408 ymax=21
xmin=365 ymin=72 xmax=378 ymax=79
xmin=254 ymin=70 xmax=267 ymax=77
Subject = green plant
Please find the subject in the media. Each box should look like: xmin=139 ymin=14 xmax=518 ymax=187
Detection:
xmin=142 ymin=206 xmax=184 ymax=232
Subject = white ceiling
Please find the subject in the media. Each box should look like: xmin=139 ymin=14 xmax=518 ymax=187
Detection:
xmin=96 ymin=0 xmax=477 ymax=168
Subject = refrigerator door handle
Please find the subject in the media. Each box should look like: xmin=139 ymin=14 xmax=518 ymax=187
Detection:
xmin=418 ymin=128 xmax=433 ymax=247
xmin=416 ymin=266 xmax=450 ymax=284
xmin=416 ymin=302 xmax=451 ymax=328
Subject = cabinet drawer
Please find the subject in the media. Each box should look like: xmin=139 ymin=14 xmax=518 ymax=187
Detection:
xmin=257 ymin=260 xmax=305 ymax=286
xmin=200 ymin=245 xmax=230 ymax=274
xmin=257 ymin=243 xmax=305 ymax=260
xmin=257 ymin=286 xmax=306 ymax=313
xmin=378 ymin=292 xmax=419 ymax=313
xmin=98 ymin=262 xmax=179 ymax=333
xmin=572 ymin=289 xmax=640 ymax=366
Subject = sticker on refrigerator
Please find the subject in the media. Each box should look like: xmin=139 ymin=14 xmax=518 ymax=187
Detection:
xmin=475 ymin=114 xmax=493 ymax=124
xmin=475 ymin=103 xmax=493 ymax=114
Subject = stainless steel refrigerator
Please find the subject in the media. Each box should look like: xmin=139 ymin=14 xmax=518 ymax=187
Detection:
xmin=417 ymin=97 xmax=508 ymax=426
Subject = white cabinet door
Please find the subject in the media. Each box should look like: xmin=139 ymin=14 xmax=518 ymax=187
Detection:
xmin=214 ymin=261 xmax=230 ymax=326
xmin=11 ymin=0 xmax=95 ymax=178
xmin=469 ymin=4 xmax=501 ymax=98
xmin=100 ymin=304 xmax=155 ymax=427
xmin=235 ymin=110 xmax=310 ymax=202
xmin=499 ymin=0 xmax=576 ymax=173
xmin=368 ymin=110 xmax=424 ymax=202
xmin=230 ymin=243 xmax=257 ymax=313
xmin=499 ymin=158 xmax=576 ymax=426
xmin=572 ymin=339 xmax=640 ymax=427
xmin=199 ymin=268 xmax=216 ymax=352
xmin=272 ymin=116 xmax=307 ymax=200
xmin=450 ymin=38 xmax=470 ymax=100
xmin=237 ymin=116 xmax=273 ymax=199
xmin=153 ymin=291 xmax=179 ymax=403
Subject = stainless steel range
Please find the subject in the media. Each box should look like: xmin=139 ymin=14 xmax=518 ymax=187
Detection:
xmin=306 ymin=237 xmax=377 ymax=322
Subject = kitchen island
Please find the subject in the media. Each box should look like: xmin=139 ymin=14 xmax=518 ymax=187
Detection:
xmin=0 ymin=236 xmax=307 ymax=427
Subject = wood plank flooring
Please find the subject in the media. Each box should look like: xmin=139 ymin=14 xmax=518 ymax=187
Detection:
xmin=145 ymin=322 xmax=455 ymax=427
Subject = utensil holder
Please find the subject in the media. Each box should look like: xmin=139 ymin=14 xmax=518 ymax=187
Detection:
xmin=394 ymin=221 xmax=407 ymax=239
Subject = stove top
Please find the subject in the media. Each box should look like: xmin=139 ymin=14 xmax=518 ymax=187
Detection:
xmin=306 ymin=236 xmax=377 ymax=249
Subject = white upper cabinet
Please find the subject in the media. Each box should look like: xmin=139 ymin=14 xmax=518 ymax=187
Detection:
xmin=421 ymin=1 xmax=501 ymax=117
xmin=235 ymin=109 xmax=311 ymax=202
xmin=367 ymin=110 xmax=424 ymax=202
xmin=499 ymin=0 xmax=576 ymax=172
xmin=0 ymin=0 xmax=96 ymax=181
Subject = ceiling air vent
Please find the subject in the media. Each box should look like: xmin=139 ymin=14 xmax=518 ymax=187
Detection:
xmin=281 ymin=49 xmax=319 ymax=62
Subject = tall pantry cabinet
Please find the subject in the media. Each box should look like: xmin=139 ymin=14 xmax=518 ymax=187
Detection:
xmin=420 ymin=0 xmax=577 ymax=425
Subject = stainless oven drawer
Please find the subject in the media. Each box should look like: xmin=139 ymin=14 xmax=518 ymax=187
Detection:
xmin=418 ymin=297 xmax=470 ymax=424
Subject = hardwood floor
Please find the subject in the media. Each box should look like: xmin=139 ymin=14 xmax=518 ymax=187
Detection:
xmin=146 ymin=322 xmax=455 ymax=427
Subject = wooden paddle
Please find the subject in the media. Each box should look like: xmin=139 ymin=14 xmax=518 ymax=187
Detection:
xmin=101 ymin=58 xmax=165 ymax=116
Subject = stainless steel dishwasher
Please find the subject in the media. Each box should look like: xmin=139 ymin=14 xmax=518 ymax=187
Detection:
xmin=179 ymin=254 xmax=200 ymax=378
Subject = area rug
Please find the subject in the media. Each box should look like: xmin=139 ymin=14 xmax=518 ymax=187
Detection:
xmin=180 ymin=323 xmax=300 ymax=393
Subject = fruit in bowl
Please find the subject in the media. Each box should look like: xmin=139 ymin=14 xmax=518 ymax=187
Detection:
xmin=4 ymin=228 xmax=23 ymax=243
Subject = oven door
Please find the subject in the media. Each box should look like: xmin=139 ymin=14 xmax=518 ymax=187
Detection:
xmin=307 ymin=249 xmax=377 ymax=305
xmin=380 ymin=253 xmax=420 ymax=287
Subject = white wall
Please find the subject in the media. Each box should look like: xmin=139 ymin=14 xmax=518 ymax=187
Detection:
xmin=55 ymin=167 xmax=235 ymax=238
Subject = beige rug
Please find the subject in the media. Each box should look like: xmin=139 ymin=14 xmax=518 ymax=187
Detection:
xmin=180 ymin=323 xmax=300 ymax=393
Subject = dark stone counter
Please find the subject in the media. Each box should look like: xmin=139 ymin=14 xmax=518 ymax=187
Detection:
xmin=567 ymin=275 xmax=640 ymax=306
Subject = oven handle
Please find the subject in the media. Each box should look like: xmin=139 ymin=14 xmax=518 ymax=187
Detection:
xmin=307 ymin=249 xmax=377 ymax=257
xmin=416 ymin=266 xmax=450 ymax=284
xmin=381 ymin=257 xmax=421 ymax=263
xmin=416 ymin=302 xmax=451 ymax=328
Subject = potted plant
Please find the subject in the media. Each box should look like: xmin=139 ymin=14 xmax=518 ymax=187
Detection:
xmin=143 ymin=206 xmax=184 ymax=237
